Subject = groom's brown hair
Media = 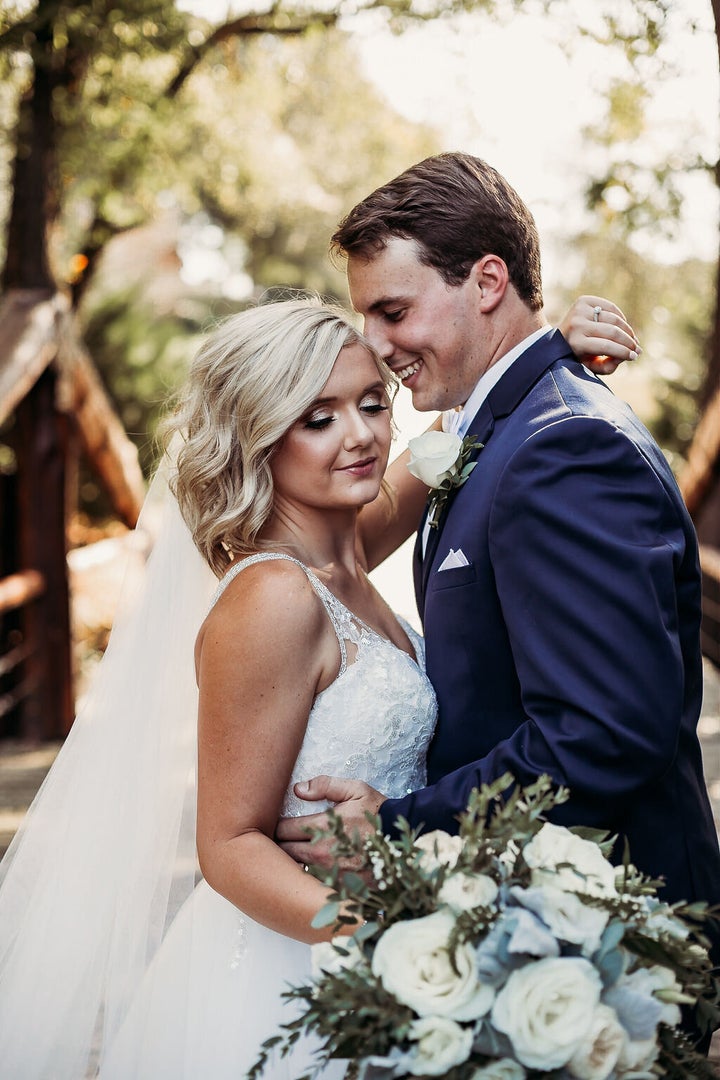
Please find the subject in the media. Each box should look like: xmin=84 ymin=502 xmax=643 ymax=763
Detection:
xmin=331 ymin=152 xmax=544 ymax=311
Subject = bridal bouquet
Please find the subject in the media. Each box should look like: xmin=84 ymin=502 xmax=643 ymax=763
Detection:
xmin=253 ymin=776 xmax=720 ymax=1080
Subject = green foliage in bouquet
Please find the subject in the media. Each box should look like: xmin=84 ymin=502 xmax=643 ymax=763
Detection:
xmin=251 ymin=775 xmax=720 ymax=1080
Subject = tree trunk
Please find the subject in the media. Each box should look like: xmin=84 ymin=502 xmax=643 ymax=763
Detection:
xmin=1 ymin=19 xmax=56 ymax=292
xmin=15 ymin=368 xmax=74 ymax=740
xmin=701 ymin=0 xmax=720 ymax=409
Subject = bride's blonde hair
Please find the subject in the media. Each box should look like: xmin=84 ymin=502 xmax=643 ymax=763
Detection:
xmin=166 ymin=297 xmax=393 ymax=576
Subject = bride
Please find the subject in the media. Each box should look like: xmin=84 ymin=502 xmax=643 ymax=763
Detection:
xmin=0 ymin=296 xmax=632 ymax=1078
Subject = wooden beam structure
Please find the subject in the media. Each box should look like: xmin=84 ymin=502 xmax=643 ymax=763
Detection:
xmin=56 ymin=328 xmax=145 ymax=529
xmin=0 ymin=570 xmax=45 ymax=615
xmin=0 ymin=288 xmax=145 ymax=527
xmin=0 ymin=288 xmax=60 ymax=424
xmin=699 ymin=544 xmax=720 ymax=670
xmin=14 ymin=367 xmax=74 ymax=738
xmin=677 ymin=385 xmax=720 ymax=520
xmin=0 ymin=287 xmax=146 ymax=738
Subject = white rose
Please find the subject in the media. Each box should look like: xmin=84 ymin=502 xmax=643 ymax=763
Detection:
xmin=491 ymin=957 xmax=602 ymax=1070
xmin=406 ymin=1016 xmax=473 ymax=1076
xmin=415 ymin=831 xmax=464 ymax=872
xmin=471 ymin=1059 xmax=527 ymax=1079
xmin=568 ymin=1004 xmax=626 ymax=1080
xmin=616 ymin=1035 xmax=659 ymax=1072
xmin=512 ymin=885 xmax=609 ymax=956
xmin=372 ymin=911 xmax=495 ymax=1021
xmin=523 ymin=824 xmax=617 ymax=897
xmin=407 ymin=431 xmax=463 ymax=488
xmin=440 ymin=872 xmax=499 ymax=912
xmin=311 ymin=935 xmax=362 ymax=978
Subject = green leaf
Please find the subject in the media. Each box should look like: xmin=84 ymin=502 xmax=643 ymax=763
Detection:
xmin=598 ymin=919 xmax=626 ymax=954
xmin=311 ymin=901 xmax=341 ymax=929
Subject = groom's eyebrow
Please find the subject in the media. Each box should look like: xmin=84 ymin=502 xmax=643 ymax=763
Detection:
xmin=367 ymin=294 xmax=408 ymax=312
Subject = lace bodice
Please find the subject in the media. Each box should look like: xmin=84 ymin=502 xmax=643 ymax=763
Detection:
xmin=212 ymin=554 xmax=437 ymax=816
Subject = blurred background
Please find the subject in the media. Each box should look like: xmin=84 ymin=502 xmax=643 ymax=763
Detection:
xmin=1 ymin=0 xmax=720 ymax=746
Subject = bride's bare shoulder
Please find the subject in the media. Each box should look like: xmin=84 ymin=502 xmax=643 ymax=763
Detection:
xmin=194 ymin=557 xmax=327 ymax=672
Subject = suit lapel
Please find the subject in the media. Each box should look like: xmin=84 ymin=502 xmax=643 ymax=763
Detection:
xmin=420 ymin=398 xmax=495 ymax=595
xmin=485 ymin=328 xmax=570 ymax=421
xmin=412 ymin=519 xmax=425 ymax=617
xmin=418 ymin=329 xmax=572 ymax=604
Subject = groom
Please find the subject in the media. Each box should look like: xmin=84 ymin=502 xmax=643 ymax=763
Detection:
xmin=277 ymin=153 xmax=720 ymax=929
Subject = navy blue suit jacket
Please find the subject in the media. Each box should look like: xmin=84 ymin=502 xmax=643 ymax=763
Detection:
xmin=379 ymin=330 xmax=720 ymax=912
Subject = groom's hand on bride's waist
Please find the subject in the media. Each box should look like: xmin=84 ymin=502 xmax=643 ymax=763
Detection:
xmin=275 ymin=776 xmax=385 ymax=871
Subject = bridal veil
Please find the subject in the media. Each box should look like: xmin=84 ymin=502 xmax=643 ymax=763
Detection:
xmin=0 ymin=452 xmax=217 ymax=1077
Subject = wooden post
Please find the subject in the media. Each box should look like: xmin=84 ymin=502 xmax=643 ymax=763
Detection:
xmin=15 ymin=368 xmax=73 ymax=740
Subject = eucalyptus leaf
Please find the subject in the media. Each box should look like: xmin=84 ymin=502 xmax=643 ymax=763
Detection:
xmin=311 ymin=901 xmax=341 ymax=929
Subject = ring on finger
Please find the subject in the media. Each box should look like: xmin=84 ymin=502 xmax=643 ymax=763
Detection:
xmin=592 ymin=306 xmax=602 ymax=323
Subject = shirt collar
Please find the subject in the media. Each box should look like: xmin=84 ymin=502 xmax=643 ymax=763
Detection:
xmin=442 ymin=325 xmax=551 ymax=437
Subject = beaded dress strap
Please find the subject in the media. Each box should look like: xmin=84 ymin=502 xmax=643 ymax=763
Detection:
xmin=211 ymin=553 xmax=349 ymax=675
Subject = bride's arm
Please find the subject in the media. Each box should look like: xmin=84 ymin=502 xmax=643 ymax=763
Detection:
xmin=358 ymin=415 xmax=441 ymax=571
xmin=194 ymin=560 xmax=353 ymax=944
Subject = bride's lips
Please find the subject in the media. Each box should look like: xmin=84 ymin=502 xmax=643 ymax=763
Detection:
xmin=340 ymin=457 xmax=377 ymax=477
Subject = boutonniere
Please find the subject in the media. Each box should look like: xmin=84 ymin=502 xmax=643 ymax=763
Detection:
xmin=407 ymin=430 xmax=483 ymax=529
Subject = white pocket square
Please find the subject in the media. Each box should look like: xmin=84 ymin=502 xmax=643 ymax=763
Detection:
xmin=437 ymin=548 xmax=470 ymax=571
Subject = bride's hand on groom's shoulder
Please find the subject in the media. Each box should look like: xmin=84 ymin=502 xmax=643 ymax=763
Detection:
xmin=275 ymin=776 xmax=385 ymax=871
xmin=560 ymin=294 xmax=642 ymax=374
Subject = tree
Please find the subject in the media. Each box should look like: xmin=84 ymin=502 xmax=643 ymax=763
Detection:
xmin=0 ymin=0 xmax=448 ymax=494
xmin=2 ymin=0 xmax=717 ymax=480
xmin=555 ymin=230 xmax=712 ymax=469
xmin=0 ymin=0 xmax=497 ymax=302
xmin=564 ymin=0 xmax=720 ymax=524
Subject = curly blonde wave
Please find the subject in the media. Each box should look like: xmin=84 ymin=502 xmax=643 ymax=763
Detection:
xmin=165 ymin=298 xmax=393 ymax=577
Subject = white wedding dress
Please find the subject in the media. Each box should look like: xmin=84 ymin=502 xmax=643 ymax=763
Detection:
xmin=98 ymin=553 xmax=437 ymax=1079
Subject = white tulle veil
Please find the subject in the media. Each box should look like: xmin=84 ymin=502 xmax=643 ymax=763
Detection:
xmin=0 ymin=449 xmax=217 ymax=1078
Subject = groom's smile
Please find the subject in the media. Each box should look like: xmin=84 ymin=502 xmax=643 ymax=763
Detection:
xmin=394 ymin=358 xmax=422 ymax=384
xmin=347 ymin=236 xmax=488 ymax=414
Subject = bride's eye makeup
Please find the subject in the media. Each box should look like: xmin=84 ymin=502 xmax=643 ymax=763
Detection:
xmin=303 ymin=414 xmax=334 ymax=430
xmin=301 ymin=384 xmax=389 ymax=431
xmin=360 ymin=400 xmax=389 ymax=416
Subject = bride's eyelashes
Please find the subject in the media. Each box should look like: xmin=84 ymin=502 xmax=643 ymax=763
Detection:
xmin=302 ymin=400 xmax=389 ymax=431
xmin=304 ymin=415 xmax=334 ymax=430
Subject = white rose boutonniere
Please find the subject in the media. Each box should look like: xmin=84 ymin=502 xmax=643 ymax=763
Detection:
xmin=407 ymin=431 xmax=482 ymax=529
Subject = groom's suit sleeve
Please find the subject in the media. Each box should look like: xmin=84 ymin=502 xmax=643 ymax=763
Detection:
xmin=379 ymin=414 xmax=698 ymax=835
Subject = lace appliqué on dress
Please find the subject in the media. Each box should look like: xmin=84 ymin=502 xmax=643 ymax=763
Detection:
xmin=211 ymin=554 xmax=437 ymax=818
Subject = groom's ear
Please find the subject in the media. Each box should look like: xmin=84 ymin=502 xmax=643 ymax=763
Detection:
xmin=472 ymin=254 xmax=508 ymax=313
